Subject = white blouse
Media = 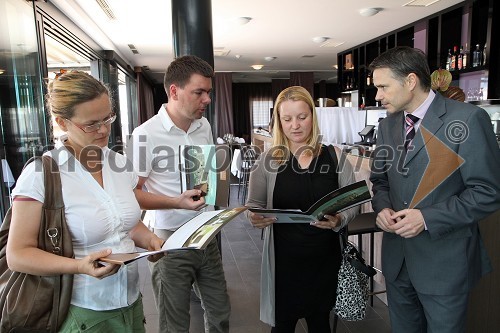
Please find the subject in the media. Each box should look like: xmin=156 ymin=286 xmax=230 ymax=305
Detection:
xmin=12 ymin=145 xmax=141 ymax=311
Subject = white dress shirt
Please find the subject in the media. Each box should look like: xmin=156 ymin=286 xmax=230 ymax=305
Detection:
xmin=12 ymin=145 xmax=141 ymax=310
xmin=129 ymin=104 xmax=213 ymax=230
xmin=404 ymin=90 xmax=436 ymax=131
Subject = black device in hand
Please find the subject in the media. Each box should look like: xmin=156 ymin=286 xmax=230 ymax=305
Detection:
xmin=193 ymin=183 xmax=208 ymax=201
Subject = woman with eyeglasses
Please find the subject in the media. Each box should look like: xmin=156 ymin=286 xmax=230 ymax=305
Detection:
xmin=6 ymin=71 xmax=200 ymax=332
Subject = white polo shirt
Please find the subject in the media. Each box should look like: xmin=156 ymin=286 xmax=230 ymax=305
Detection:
xmin=12 ymin=145 xmax=141 ymax=310
xmin=129 ymin=104 xmax=213 ymax=230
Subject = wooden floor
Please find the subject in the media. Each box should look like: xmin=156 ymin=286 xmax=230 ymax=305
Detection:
xmin=139 ymin=184 xmax=392 ymax=332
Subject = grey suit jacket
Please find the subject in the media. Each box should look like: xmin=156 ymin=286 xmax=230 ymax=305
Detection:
xmin=370 ymin=92 xmax=500 ymax=295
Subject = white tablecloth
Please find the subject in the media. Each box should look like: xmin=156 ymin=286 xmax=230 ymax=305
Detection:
xmin=2 ymin=159 xmax=15 ymax=188
xmin=316 ymin=107 xmax=366 ymax=145
xmin=345 ymin=154 xmax=373 ymax=213
xmin=230 ymin=149 xmax=242 ymax=178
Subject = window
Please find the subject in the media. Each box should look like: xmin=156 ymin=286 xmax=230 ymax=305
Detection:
xmin=45 ymin=33 xmax=92 ymax=140
xmin=251 ymin=99 xmax=273 ymax=129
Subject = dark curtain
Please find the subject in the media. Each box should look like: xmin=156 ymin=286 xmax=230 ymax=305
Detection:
xmin=214 ymin=72 xmax=233 ymax=137
xmin=271 ymin=78 xmax=290 ymax=104
xmin=232 ymin=83 xmax=272 ymax=144
xmin=318 ymin=80 xmax=327 ymax=97
xmin=290 ymin=72 xmax=314 ymax=99
xmin=153 ymin=84 xmax=167 ymax=113
xmin=136 ymin=70 xmax=155 ymax=125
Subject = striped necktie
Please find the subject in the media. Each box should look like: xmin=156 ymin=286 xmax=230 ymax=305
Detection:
xmin=404 ymin=114 xmax=419 ymax=150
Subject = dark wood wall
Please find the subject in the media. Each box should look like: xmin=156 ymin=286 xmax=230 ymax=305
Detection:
xmin=466 ymin=210 xmax=500 ymax=332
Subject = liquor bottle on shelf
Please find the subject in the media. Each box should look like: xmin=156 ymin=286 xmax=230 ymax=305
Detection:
xmin=472 ymin=44 xmax=481 ymax=67
xmin=446 ymin=49 xmax=452 ymax=70
xmin=463 ymin=43 xmax=469 ymax=69
xmin=482 ymin=43 xmax=487 ymax=66
xmin=457 ymin=46 xmax=464 ymax=70
xmin=450 ymin=46 xmax=457 ymax=71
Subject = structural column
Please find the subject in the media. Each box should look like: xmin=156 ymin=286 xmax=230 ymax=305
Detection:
xmin=171 ymin=0 xmax=216 ymax=129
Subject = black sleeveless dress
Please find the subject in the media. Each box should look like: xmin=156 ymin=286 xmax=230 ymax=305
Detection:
xmin=272 ymin=146 xmax=342 ymax=322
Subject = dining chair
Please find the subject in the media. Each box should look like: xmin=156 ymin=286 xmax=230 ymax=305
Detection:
xmin=238 ymin=145 xmax=257 ymax=204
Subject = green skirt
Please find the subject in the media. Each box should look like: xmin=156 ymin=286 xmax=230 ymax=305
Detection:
xmin=59 ymin=295 xmax=145 ymax=333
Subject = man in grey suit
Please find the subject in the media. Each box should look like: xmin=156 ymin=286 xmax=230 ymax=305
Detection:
xmin=369 ymin=46 xmax=500 ymax=333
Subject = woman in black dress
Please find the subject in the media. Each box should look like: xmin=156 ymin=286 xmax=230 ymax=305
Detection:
xmin=246 ymin=86 xmax=358 ymax=332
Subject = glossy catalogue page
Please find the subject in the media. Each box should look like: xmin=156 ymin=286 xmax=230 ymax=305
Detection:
xmin=100 ymin=207 xmax=248 ymax=265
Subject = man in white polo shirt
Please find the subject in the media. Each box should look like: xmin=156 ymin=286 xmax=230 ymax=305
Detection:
xmin=130 ymin=55 xmax=230 ymax=333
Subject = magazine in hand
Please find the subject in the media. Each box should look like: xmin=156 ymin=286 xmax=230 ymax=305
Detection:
xmin=179 ymin=144 xmax=231 ymax=207
xmin=248 ymin=180 xmax=371 ymax=223
xmin=100 ymin=207 xmax=248 ymax=265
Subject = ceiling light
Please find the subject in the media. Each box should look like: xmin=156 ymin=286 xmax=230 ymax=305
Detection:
xmin=359 ymin=8 xmax=380 ymax=17
xmin=403 ymin=0 xmax=440 ymax=6
xmin=320 ymin=40 xmax=345 ymax=48
xmin=251 ymin=64 xmax=264 ymax=70
xmin=235 ymin=54 xmax=242 ymax=59
xmin=235 ymin=17 xmax=252 ymax=25
xmin=312 ymin=37 xmax=329 ymax=44
xmin=95 ymin=0 xmax=117 ymax=20
xmin=264 ymin=56 xmax=276 ymax=61
xmin=214 ymin=47 xmax=230 ymax=56
xmin=332 ymin=65 xmax=338 ymax=69
xmin=0 ymin=69 xmax=5 ymax=75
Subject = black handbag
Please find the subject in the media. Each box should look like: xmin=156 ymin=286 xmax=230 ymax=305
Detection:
xmin=334 ymin=229 xmax=376 ymax=321
xmin=0 ymin=156 xmax=74 ymax=333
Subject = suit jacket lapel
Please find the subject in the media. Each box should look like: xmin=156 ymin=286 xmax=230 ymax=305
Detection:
xmin=392 ymin=112 xmax=405 ymax=149
xmin=404 ymin=93 xmax=446 ymax=166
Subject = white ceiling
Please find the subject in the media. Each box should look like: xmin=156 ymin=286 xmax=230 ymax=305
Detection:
xmin=51 ymin=0 xmax=464 ymax=84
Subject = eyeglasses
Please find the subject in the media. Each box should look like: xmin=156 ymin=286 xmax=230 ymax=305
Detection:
xmin=65 ymin=113 xmax=116 ymax=133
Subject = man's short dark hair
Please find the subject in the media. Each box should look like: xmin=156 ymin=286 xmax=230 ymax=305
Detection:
xmin=369 ymin=46 xmax=431 ymax=91
xmin=163 ymin=55 xmax=214 ymax=96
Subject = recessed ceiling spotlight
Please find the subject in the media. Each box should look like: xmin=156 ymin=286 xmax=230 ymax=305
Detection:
xmin=264 ymin=56 xmax=276 ymax=61
xmin=359 ymin=8 xmax=380 ymax=17
xmin=403 ymin=0 xmax=441 ymax=7
xmin=312 ymin=37 xmax=330 ymax=44
xmin=235 ymin=17 xmax=252 ymax=25
xmin=235 ymin=54 xmax=242 ymax=59
xmin=251 ymin=64 xmax=264 ymax=70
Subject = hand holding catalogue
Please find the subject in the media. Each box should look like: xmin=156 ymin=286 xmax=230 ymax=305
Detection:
xmin=248 ymin=180 xmax=371 ymax=224
xmin=80 ymin=249 xmax=120 ymax=279
xmin=100 ymin=207 xmax=247 ymax=265
xmin=310 ymin=214 xmax=342 ymax=229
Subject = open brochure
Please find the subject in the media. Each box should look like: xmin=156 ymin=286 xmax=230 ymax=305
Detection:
xmin=100 ymin=207 xmax=247 ymax=265
xmin=248 ymin=180 xmax=371 ymax=223
xmin=179 ymin=144 xmax=231 ymax=207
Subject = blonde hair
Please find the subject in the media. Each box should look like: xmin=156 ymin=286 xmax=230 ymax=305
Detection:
xmin=271 ymin=86 xmax=321 ymax=163
xmin=46 ymin=71 xmax=111 ymax=119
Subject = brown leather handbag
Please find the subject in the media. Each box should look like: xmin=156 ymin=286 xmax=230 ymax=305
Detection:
xmin=0 ymin=156 xmax=74 ymax=333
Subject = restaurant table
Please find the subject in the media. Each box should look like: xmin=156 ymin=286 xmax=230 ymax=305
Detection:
xmin=316 ymin=107 xmax=366 ymax=145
